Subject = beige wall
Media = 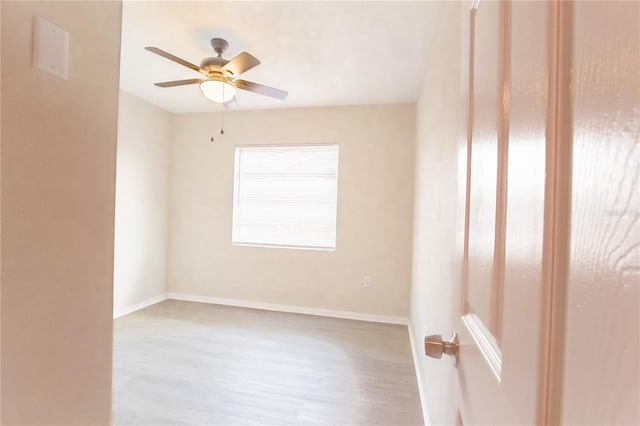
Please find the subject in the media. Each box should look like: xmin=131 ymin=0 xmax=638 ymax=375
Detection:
xmin=409 ymin=2 xmax=463 ymax=425
xmin=114 ymin=91 xmax=170 ymax=315
xmin=1 ymin=1 xmax=121 ymax=424
xmin=169 ymin=104 xmax=415 ymax=318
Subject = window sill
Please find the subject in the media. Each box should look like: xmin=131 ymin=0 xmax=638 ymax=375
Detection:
xmin=231 ymin=242 xmax=336 ymax=252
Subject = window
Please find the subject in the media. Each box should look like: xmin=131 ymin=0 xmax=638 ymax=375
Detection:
xmin=232 ymin=145 xmax=339 ymax=250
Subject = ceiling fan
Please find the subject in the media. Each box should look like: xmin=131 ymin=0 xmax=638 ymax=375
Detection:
xmin=145 ymin=38 xmax=288 ymax=104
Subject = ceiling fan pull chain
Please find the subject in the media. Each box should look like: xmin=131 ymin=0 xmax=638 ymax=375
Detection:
xmin=210 ymin=106 xmax=216 ymax=142
xmin=210 ymin=98 xmax=226 ymax=141
xmin=220 ymin=85 xmax=225 ymax=135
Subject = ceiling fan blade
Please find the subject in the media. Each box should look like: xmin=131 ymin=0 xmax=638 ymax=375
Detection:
xmin=233 ymin=79 xmax=288 ymax=100
xmin=221 ymin=52 xmax=261 ymax=76
xmin=145 ymin=47 xmax=207 ymax=75
xmin=154 ymin=78 xmax=204 ymax=88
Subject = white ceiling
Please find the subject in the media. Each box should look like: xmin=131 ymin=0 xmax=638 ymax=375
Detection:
xmin=119 ymin=1 xmax=441 ymax=113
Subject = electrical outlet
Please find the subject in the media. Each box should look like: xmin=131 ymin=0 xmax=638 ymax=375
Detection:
xmin=363 ymin=275 xmax=372 ymax=288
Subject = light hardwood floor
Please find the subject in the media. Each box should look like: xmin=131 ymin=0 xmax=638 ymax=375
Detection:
xmin=112 ymin=300 xmax=423 ymax=425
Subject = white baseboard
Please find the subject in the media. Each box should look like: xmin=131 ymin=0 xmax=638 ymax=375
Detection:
xmin=167 ymin=292 xmax=409 ymax=325
xmin=408 ymin=323 xmax=430 ymax=426
xmin=113 ymin=293 xmax=168 ymax=319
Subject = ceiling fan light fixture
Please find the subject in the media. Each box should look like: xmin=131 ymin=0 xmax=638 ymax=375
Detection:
xmin=200 ymin=80 xmax=236 ymax=103
xmin=147 ymin=40 xmax=287 ymax=102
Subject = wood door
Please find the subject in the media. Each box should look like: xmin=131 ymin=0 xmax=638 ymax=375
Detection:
xmin=455 ymin=1 xmax=552 ymax=424
xmin=558 ymin=1 xmax=639 ymax=424
xmin=453 ymin=1 xmax=639 ymax=425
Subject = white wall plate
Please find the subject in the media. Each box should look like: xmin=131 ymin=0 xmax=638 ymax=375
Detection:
xmin=33 ymin=15 xmax=69 ymax=80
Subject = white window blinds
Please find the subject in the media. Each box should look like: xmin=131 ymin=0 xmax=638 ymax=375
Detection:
xmin=232 ymin=145 xmax=339 ymax=250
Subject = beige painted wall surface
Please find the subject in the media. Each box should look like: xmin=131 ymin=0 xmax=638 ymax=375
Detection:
xmin=409 ymin=2 xmax=463 ymax=425
xmin=114 ymin=91 xmax=170 ymax=315
xmin=169 ymin=104 xmax=415 ymax=317
xmin=1 ymin=1 xmax=121 ymax=423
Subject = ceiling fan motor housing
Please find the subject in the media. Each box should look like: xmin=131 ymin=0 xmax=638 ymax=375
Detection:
xmin=201 ymin=38 xmax=231 ymax=73
xmin=200 ymin=56 xmax=230 ymax=73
